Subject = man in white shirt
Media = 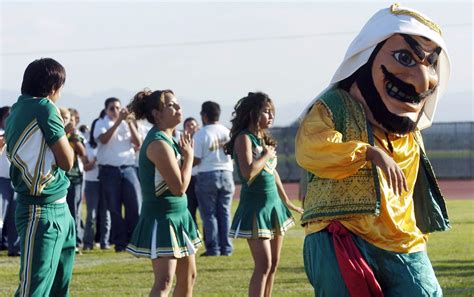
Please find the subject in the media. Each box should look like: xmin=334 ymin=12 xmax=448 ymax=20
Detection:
xmin=194 ymin=101 xmax=234 ymax=256
xmin=93 ymin=97 xmax=142 ymax=252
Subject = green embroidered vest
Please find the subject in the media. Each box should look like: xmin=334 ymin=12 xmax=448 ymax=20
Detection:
xmin=301 ymin=88 xmax=450 ymax=234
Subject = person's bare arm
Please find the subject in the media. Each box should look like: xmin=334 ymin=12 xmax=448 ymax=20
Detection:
xmin=98 ymin=108 xmax=129 ymax=144
xmin=81 ymin=155 xmax=96 ymax=171
xmin=128 ymin=121 xmax=142 ymax=148
xmin=147 ymin=134 xmax=194 ymax=196
xmin=50 ymin=135 xmax=74 ymax=171
xmin=98 ymin=120 xmax=121 ymax=144
xmin=234 ymin=134 xmax=275 ymax=181
xmin=74 ymin=140 xmax=86 ymax=157
xmin=274 ymin=170 xmax=304 ymax=214
xmin=69 ymin=133 xmax=86 ymax=157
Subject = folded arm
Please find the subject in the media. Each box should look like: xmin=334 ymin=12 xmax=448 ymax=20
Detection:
xmin=295 ymin=101 xmax=369 ymax=179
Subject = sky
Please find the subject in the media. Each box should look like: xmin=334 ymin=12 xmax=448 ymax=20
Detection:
xmin=1 ymin=0 xmax=472 ymax=128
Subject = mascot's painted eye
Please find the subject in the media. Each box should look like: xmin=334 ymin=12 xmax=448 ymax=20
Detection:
xmin=392 ymin=50 xmax=416 ymax=67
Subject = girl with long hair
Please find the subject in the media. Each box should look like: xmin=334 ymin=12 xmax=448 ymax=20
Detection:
xmin=127 ymin=89 xmax=201 ymax=297
xmin=225 ymin=92 xmax=303 ymax=297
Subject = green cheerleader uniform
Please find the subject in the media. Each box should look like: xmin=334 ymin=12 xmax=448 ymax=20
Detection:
xmin=229 ymin=131 xmax=295 ymax=239
xmin=126 ymin=128 xmax=202 ymax=258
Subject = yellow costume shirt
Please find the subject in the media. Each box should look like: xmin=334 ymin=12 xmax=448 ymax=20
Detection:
xmin=296 ymin=101 xmax=427 ymax=253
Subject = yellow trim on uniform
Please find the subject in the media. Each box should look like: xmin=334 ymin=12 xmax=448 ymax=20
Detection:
xmin=12 ymin=155 xmax=33 ymax=188
xmin=390 ymin=3 xmax=442 ymax=35
xmin=246 ymin=168 xmax=263 ymax=187
xmin=38 ymin=173 xmax=55 ymax=195
xmin=36 ymin=138 xmax=55 ymax=196
xmin=20 ymin=205 xmax=42 ymax=297
xmin=154 ymin=181 xmax=168 ymax=197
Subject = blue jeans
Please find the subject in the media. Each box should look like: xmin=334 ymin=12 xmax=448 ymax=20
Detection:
xmin=195 ymin=170 xmax=234 ymax=256
xmin=186 ymin=176 xmax=199 ymax=224
xmin=83 ymin=181 xmax=111 ymax=249
xmin=66 ymin=182 xmax=84 ymax=247
xmin=0 ymin=177 xmax=19 ymax=254
xmin=99 ymin=165 xmax=141 ymax=250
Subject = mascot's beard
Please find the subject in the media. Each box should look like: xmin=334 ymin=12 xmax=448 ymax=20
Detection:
xmin=356 ymin=65 xmax=418 ymax=135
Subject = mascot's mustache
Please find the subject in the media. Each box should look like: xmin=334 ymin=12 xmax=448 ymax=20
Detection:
xmin=381 ymin=65 xmax=436 ymax=103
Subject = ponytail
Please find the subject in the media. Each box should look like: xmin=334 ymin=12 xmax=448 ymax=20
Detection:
xmin=128 ymin=89 xmax=174 ymax=125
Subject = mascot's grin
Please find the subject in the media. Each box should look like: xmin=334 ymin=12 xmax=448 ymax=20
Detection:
xmin=382 ymin=64 xmax=436 ymax=107
xmin=385 ymin=81 xmax=416 ymax=103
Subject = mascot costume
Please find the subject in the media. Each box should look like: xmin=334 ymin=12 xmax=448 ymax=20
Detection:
xmin=296 ymin=4 xmax=450 ymax=296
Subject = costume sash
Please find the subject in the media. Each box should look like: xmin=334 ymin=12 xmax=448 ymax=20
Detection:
xmin=327 ymin=221 xmax=383 ymax=297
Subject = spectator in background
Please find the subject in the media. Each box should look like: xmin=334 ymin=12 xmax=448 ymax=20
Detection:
xmin=172 ymin=127 xmax=182 ymax=142
xmin=194 ymin=101 xmax=234 ymax=256
xmin=61 ymin=107 xmax=86 ymax=252
xmin=69 ymin=108 xmax=86 ymax=176
xmin=93 ymin=97 xmax=142 ymax=252
xmin=122 ymin=105 xmax=150 ymax=175
xmin=69 ymin=108 xmax=80 ymax=126
xmin=0 ymin=106 xmax=19 ymax=257
xmin=78 ymin=124 xmax=90 ymax=143
xmin=183 ymin=117 xmax=200 ymax=225
xmin=82 ymin=110 xmax=111 ymax=251
xmin=134 ymin=120 xmax=151 ymax=178
xmin=59 ymin=107 xmax=71 ymax=125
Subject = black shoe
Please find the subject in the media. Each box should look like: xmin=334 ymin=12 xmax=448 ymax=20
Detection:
xmin=8 ymin=251 xmax=20 ymax=257
xmin=200 ymin=252 xmax=219 ymax=257
xmin=100 ymin=245 xmax=111 ymax=250
xmin=115 ymin=247 xmax=126 ymax=253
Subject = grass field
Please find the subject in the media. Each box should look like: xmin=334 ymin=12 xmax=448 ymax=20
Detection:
xmin=0 ymin=200 xmax=473 ymax=296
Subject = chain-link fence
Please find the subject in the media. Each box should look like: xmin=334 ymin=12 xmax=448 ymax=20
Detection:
xmin=270 ymin=122 xmax=474 ymax=181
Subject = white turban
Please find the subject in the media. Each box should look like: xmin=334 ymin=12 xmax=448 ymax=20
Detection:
xmin=301 ymin=3 xmax=451 ymax=130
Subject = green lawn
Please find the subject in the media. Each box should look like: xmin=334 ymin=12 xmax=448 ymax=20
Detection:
xmin=0 ymin=200 xmax=473 ymax=296
xmin=426 ymin=150 xmax=473 ymax=158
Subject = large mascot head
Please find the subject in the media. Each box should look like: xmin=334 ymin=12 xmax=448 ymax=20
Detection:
xmin=303 ymin=3 xmax=451 ymax=134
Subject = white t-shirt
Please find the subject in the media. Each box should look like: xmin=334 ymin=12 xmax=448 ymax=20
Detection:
xmin=135 ymin=121 xmax=152 ymax=167
xmin=173 ymin=129 xmax=182 ymax=143
xmin=93 ymin=116 xmax=136 ymax=166
xmin=0 ymin=129 xmax=10 ymax=178
xmin=193 ymin=123 xmax=233 ymax=173
xmin=84 ymin=143 xmax=99 ymax=181
xmin=191 ymin=164 xmax=200 ymax=176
